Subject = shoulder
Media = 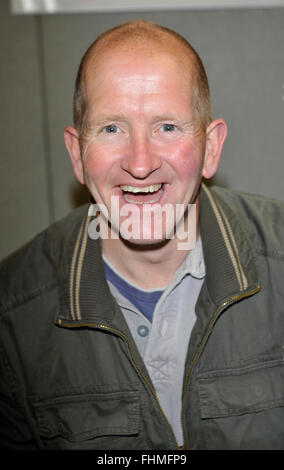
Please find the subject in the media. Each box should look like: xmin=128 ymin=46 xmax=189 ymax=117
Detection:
xmin=0 ymin=204 xmax=89 ymax=315
xmin=210 ymin=185 xmax=284 ymax=258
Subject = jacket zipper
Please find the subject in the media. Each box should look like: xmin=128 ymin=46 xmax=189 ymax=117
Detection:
xmin=180 ymin=283 xmax=261 ymax=450
xmin=56 ymin=319 xmax=179 ymax=449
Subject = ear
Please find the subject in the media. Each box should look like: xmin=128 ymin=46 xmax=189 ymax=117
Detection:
xmin=202 ymin=119 xmax=228 ymax=179
xmin=64 ymin=126 xmax=85 ymax=185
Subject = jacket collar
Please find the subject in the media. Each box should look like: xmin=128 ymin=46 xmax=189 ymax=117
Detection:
xmin=199 ymin=183 xmax=260 ymax=305
xmin=57 ymin=184 xmax=260 ymax=325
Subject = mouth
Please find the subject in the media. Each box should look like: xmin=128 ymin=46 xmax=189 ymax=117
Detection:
xmin=119 ymin=183 xmax=164 ymax=204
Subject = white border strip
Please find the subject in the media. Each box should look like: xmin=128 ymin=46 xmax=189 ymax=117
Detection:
xmin=11 ymin=0 xmax=284 ymax=14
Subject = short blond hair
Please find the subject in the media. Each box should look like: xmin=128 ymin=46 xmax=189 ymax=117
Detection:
xmin=73 ymin=20 xmax=212 ymax=141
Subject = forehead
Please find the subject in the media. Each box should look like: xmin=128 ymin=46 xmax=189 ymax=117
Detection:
xmin=84 ymin=44 xmax=195 ymax=102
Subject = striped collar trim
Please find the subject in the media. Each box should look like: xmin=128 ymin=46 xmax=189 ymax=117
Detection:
xmin=200 ymin=183 xmax=259 ymax=304
xmin=67 ymin=209 xmax=115 ymax=322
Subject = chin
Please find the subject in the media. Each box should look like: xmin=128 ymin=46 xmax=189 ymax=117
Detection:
xmin=118 ymin=220 xmax=175 ymax=245
xmin=120 ymin=235 xmax=170 ymax=251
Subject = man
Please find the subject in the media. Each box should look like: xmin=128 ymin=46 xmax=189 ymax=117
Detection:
xmin=0 ymin=20 xmax=284 ymax=450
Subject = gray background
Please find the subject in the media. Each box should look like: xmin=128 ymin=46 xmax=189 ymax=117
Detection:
xmin=0 ymin=0 xmax=283 ymax=260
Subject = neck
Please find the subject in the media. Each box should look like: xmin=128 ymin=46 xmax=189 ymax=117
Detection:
xmin=101 ymin=197 xmax=200 ymax=290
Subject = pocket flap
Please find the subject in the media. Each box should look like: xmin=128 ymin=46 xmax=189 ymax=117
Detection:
xmin=199 ymin=358 xmax=284 ymax=419
xmin=34 ymin=391 xmax=140 ymax=441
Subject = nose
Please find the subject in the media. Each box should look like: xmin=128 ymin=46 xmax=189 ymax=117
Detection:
xmin=120 ymin=131 xmax=161 ymax=179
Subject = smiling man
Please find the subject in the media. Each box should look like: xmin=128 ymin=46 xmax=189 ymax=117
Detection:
xmin=1 ymin=21 xmax=284 ymax=450
xmin=64 ymin=22 xmax=226 ymax=288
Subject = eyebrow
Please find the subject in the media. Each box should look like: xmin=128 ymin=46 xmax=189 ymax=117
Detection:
xmin=88 ymin=114 xmax=129 ymax=126
xmin=151 ymin=114 xmax=186 ymax=122
xmin=90 ymin=113 xmax=188 ymax=124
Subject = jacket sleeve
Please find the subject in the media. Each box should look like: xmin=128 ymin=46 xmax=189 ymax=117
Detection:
xmin=0 ymin=346 xmax=39 ymax=450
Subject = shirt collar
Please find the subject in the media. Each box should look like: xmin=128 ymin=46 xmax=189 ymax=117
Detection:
xmin=103 ymin=232 xmax=205 ymax=293
xmin=175 ymin=234 xmax=206 ymax=281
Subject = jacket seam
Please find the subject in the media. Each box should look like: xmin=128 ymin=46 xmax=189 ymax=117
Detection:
xmin=200 ymin=397 xmax=284 ymax=419
xmin=197 ymin=352 xmax=284 ymax=375
xmin=0 ymin=280 xmax=58 ymax=317
xmin=255 ymin=246 xmax=284 ymax=260
xmin=0 ymin=344 xmax=19 ymax=398
xmin=198 ymin=357 xmax=284 ymax=379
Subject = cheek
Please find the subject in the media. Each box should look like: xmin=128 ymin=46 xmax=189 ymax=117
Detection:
xmin=83 ymin=160 xmax=102 ymax=188
xmin=82 ymin=145 xmax=110 ymax=186
xmin=170 ymin=141 xmax=204 ymax=181
xmin=83 ymin=138 xmax=124 ymax=179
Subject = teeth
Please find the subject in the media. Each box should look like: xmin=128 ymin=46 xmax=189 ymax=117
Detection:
xmin=120 ymin=183 xmax=162 ymax=193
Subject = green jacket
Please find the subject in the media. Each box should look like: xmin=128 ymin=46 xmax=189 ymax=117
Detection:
xmin=1 ymin=184 xmax=284 ymax=450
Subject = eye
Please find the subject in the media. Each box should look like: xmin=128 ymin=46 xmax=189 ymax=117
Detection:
xmin=102 ymin=124 xmax=121 ymax=133
xmin=161 ymin=124 xmax=177 ymax=132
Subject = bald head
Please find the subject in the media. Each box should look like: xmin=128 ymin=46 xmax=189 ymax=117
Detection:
xmin=73 ymin=20 xmax=212 ymax=142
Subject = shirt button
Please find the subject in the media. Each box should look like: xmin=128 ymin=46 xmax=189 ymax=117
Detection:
xmin=137 ymin=325 xmax=149 ymax=337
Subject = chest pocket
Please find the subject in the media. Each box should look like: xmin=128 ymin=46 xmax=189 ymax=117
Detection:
xmin=198 ymin=357 xmax=284 ymax=449
xmin=34 ymin=391 xmax=142 ymax=450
